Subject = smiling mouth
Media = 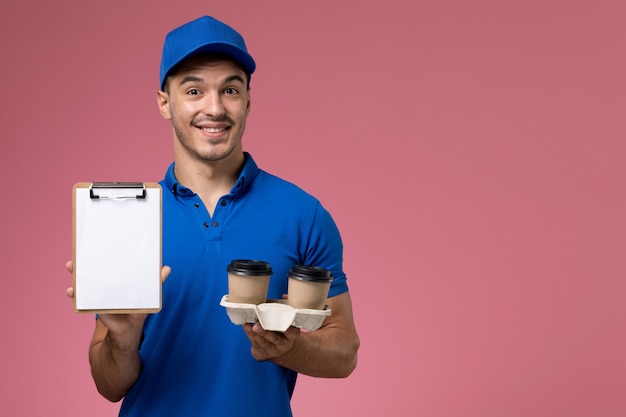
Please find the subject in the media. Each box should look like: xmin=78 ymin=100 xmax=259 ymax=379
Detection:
xmin=201 ymin=126 xmax=228 ymax=133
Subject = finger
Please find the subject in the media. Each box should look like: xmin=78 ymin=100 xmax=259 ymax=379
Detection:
xmin=282 ymin=326 xmax=301 ymax=341
xmin=248 ymin=323 xmax=271 ymax=341
xmin=66 ymin=261 xmax=75 ymax=299
xmin=161 ymin=265 xmax=171 ymax=283
xmin=252 ymin=323 xmax=289 ymax=337
xmin=252 ymin=323 xmax=270 ymax=336
xmin=252 ymin=325 xmax=289 ymax=345
xmin=245 ymin=324 xmax=273 ymax=345
xmin=242 ymin=323 xmax=253 ymax=338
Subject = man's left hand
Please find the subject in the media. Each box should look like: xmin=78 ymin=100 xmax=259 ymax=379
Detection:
xmin=242 ymin=323 xmax=301 ymax=361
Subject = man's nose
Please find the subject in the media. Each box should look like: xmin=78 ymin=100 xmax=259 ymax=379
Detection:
xmin=202 ymin=92 xmax=225 ymax=117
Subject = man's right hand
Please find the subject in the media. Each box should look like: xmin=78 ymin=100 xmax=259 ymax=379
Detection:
xmin=64 ymin=261 xmax=170 ymax=335
xmin=65 ymin=260 xmax=171 ymax=401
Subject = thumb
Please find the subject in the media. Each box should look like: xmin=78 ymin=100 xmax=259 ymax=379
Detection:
xmin=161 ymin=266 xmax=171 ymax=283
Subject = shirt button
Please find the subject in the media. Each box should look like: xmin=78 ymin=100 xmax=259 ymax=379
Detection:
xmin=194 ymin=203 xmax=199 ymax=208
xmin=212 ymin=221 xmax=219 ymax=227
xmin=203 ymin=222 xmax=209 ymax=228
xmin=220 ymin=200 xmax=227 ymax=206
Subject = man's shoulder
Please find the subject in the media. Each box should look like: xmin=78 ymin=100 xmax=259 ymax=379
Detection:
xmin=254 ymin=169 xmax=318 ymax=202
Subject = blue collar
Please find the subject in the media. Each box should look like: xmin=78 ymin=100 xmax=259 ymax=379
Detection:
xmin=163 ymin=152 xmax=260 ymax=198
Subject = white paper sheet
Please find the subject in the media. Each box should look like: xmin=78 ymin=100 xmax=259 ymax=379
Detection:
xmin=74 ymin=184 xmax=161 ymax=312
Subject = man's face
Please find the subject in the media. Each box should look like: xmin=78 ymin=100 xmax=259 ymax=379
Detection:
xmin=158 ymin=56 xmax=251 ymax=164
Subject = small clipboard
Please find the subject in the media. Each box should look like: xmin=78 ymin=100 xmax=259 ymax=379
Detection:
xmin=72 ymin=182 xmax=162 ymax=313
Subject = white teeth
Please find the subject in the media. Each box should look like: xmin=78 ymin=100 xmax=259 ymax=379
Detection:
xmin=203 ymin=127 xmax=226 ymax=133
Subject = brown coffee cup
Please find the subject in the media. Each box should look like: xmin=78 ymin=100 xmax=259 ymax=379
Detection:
xmin=226 ymin=260 xmax=273 ymax=305
xmin=287 ymin=265 xmax=333 ymax=310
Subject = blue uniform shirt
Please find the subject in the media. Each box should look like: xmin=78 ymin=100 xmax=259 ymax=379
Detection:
xmin=118 ymin=153 xmax=349 ymax=417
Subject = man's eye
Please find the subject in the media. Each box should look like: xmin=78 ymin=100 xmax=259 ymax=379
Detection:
xmin=224 ymin=87 xmax=238 ymax=95
xmin=187 ymin=89 xmax=200 ymax=95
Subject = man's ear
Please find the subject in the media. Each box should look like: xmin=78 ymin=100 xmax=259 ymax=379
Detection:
xmin=157 ymin=90 xmax=172 ymax=120
xmin=246 ymin=89 xmax=251 ymax=116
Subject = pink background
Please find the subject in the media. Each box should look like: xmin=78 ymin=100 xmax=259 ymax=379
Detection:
xmin=1 ymin=0 xmax=625 ymax=416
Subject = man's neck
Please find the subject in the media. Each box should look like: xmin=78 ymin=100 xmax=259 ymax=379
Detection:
xmin=174 ymin=152 xmax=245 ymax=216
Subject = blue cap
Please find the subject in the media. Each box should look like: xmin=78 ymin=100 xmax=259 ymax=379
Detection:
xmin=159 ymin=16 xmax=256 ymax=90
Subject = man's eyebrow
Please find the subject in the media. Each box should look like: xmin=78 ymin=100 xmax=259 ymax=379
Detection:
xmin=223 ymin=74 xmax=246 ymax=85
xmin=179 ymin=75 xmax=204 ymax=85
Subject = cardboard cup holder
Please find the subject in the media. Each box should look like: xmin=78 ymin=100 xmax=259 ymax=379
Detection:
xmin=220 ymin=295 xmax=331 ymax=331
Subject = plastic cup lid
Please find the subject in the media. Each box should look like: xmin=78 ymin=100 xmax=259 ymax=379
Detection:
xmin=288 ymin=265 xmax=334 ymax=283
xmin=227 ymin=259 xmax=273 ymax=276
